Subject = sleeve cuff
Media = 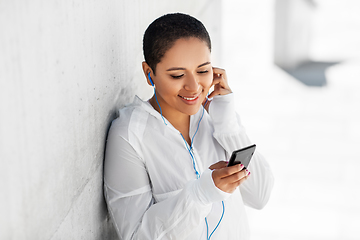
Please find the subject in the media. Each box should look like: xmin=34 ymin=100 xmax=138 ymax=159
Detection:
xmin=208 ymin=93 xmax=241 ymax=133
xmin=190 ymin=169 xmax=231 ymax=205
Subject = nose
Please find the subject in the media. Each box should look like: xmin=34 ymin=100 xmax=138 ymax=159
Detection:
xmin=184 ymin=74 xmax=200 ymax=92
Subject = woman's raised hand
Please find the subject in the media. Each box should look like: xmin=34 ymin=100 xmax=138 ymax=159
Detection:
xmin=208 ymin=67 xmax=232 ymax=98
xmin=209 ymin=161 xmax=250 ymax=194
xmin=203 ymin=67 xmax=232 ymax=111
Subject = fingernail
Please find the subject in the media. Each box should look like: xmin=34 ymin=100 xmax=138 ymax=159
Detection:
xmin=248 ymin=171 xmax=251 ymax=176
xmin=240 ymin=164 xmax=244 ymax=167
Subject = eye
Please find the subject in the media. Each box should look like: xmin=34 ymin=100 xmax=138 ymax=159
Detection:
xmin=198 ymin=70 xmax=209 ymax=74
xmin=171 ymin=74 xmax=184 ymax=79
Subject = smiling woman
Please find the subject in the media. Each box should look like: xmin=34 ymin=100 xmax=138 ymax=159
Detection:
xmin=104 ymin=13 xmax=274 ymax=240
xmin=144 ymin=37 xmax=213 ymax=140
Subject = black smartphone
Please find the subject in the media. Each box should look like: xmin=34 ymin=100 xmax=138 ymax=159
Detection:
xmin=227 ymin=144 xmax=256 ymax=168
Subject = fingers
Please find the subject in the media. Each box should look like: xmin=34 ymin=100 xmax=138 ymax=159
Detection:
xmin=225 ymin=168 xmax=250 ymax=184
xmin=208 ymin=86 xmax=231 ymax=99
xmin=212 ymin=67 xmax=227 ymax=81
xmin=227 ymin=171 xmax=250 ymax=192
xmin=213 ymin=163 xmax=244 ymax=178
xmin=208 ymin=67 xmax=232 ymax=99
xmin=225 ymin=168 xmax=250 ymax=191
xmin=212 ymin=164 xmax=251 ymax=193
xmin=209 ymin=161 xmax=228 ymax=170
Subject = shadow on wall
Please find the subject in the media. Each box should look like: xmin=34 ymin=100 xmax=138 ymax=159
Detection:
xmin=280 ymin=61 xmax=341 ymax=87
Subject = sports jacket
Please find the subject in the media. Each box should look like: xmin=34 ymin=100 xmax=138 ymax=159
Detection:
xmin=104 ymin=93 xmax=274 ymax=240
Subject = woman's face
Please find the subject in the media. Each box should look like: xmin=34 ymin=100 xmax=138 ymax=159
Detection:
xmin=151 ymin=37 xmax=213 ymax=117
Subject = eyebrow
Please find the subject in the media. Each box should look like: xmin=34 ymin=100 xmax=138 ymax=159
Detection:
xmin=166 ymin=62 xmax=211 ymax=71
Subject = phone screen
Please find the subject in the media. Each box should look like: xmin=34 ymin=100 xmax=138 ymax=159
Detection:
xmin=227 ymin=144 xmax=256 ymax=168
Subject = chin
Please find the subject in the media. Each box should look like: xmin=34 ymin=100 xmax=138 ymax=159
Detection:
xmin=182 ymin=104 xmax=203 ymax=116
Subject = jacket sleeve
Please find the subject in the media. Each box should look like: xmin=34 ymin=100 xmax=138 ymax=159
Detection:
xmin=209 ymin=93 xmax=274 ymax=209
xmin=103 ymin=121 xmax=231 ymax=240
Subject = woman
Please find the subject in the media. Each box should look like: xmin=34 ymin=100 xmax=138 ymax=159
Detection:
xmin=104 ymin=13 xmax=274 ymax=240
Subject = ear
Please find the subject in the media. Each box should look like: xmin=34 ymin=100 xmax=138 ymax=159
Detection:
xmin=142 ymin=61 xmax=153 ymax=86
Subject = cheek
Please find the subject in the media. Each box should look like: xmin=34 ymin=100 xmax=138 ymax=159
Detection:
xmin=158 ymin=80 xmax=182 ymax=95
xmin=202 ymin=74 xmax=213 ymax=89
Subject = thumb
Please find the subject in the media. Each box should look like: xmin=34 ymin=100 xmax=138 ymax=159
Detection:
xmin=209 ymin=161 xmax=228 ymax=170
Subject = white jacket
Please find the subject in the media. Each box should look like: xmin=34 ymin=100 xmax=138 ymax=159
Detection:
xmin=104 ymin=93 xmax=274 ymax=240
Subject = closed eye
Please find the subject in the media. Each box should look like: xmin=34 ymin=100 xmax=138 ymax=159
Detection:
xmin=198 ymin=70 xmax=208 ymax=74
xmin=171 ymin=74 xmax=184 ymax=79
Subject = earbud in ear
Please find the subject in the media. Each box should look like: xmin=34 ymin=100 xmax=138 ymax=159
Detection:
xmin=148 ymin=72 xmax=154 ymax=86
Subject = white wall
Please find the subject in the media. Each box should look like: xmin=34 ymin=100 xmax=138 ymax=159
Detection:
xmin=0 ymin=1 xmax=222 ymax=239
xmin=274 ymin=0 xmax=315 ymax=69
xmin=221 ymin=1 xmax=360 ymax=239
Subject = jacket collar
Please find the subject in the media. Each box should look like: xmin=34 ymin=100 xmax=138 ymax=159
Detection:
xmin=132 ymin=95 xmax=204 ymax=130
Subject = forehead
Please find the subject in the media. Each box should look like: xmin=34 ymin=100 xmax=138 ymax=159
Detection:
xmin=157 ymin=37 xmax=211 ymax=70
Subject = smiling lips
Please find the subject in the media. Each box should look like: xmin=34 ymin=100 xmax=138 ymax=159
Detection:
xmin=180 ymin=95 xmax=198 ymax=100
xmin=178 ymin=92 xmax=202 ymax=103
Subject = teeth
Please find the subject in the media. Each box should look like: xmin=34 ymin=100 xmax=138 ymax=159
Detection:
xmin=181 ymin=96 xmax=197 ymax=100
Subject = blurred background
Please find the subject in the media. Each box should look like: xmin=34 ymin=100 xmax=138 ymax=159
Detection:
xmin=1 ymin=0 xmax=359 ymax=239
xmin=222 ymin=0 xmax=360 ymax=239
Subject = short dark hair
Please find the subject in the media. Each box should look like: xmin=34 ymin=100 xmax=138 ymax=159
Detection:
xmin=143 ymin=13 xmax=211 ymax=74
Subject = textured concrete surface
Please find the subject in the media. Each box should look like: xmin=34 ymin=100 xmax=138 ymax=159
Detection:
xmin=0 ymin=1 xmax=222 ymax=239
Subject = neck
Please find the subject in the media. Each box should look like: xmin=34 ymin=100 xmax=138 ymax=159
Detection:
xmin=149 ymin=96 xmax=191 ymax=145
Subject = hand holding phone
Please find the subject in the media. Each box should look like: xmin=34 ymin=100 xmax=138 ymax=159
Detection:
xmin=227 ymin=144 xmax=256 ymax=168
xmin=212 ymin=145 xmax=255 ymax=193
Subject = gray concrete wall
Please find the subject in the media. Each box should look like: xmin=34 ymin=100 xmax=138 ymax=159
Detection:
xmin=0 ymin=1 xmax=222 ymax=239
